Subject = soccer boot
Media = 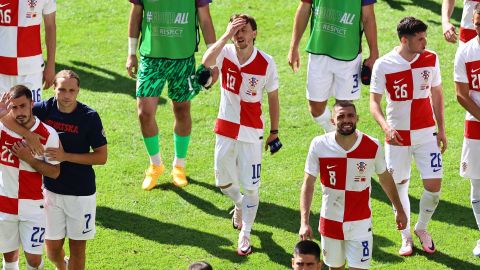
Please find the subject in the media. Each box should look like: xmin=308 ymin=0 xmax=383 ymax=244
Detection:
xmin=414 ymin=229 xmax=436 ymax=254
xmin=473 ymin=240 xmax=480 ymax=256
xmin=229 ymin=206 xmax=242 ymax=230
xmin=142 ymin=164 xmax=165 ymax=190
xmin=399 ymin=237 xmax=413 ymax=256
xmin=237 ymin=236 xmax=253 ymax=256
xmin=171 ymin=165 xmax=188 ymax=187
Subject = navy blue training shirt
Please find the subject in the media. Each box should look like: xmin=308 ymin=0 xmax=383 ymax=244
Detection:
xmin=33 ymin=98 xmax=107 ymax=196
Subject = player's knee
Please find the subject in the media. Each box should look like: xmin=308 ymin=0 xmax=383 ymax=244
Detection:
xmin=243 ymin=189 xmax=258 ymax=197
xmin=138 ymin=108 xmax=155 ymax=123
xmin=423 ymin=179 xmax=441 ymax=192
xmin=25 ymin=255 xmax=42 ymax=268
xmin=218 ymin=183 xmax=232 ymax=190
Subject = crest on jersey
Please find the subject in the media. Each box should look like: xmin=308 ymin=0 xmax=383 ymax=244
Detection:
xmin=26 ymin=0 xmax=38 ymax=18
xmin=356 ymin=161 xmax=367 ymax=174
xmin=28 ymin=0 xmax=37 ymax=9
xmin=420 ymin=70 xmax=430 ymax=90
xmin=246 ymin=77 xmax=258 ymax=96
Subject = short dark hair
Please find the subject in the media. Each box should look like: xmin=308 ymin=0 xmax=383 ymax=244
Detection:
xmin=188 ymin=261 xmax=213 ymax=270
xmin=293 ymin=240 xmax=321 ymax=262
xmin=474 ymin=3 xmax=480 ymax=15
xmin=333 ymin=100 xmax=357 ymax=114
xmin=229 ymin=14 xmax=257 ymax=43
xmin=397 ymin=17 xmax=428 ymax=39
xmin=9 ymin=85 xmax=32 ymax=101
xmin=54 ymin=69 xmax=80 ymax=88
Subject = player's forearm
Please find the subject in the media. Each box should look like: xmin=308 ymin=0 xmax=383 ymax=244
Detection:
xmin=1 ymin=116 xmax=30 ymax=138
xmin=29 ymin=160 xmax=60 ymax=179
xmin=44 ymin=13 xmax=56 ymax=66
xmin=300 ymin=174 xmax=316 ymax=225
xmin=64 ymin=145 xmax=107 ymax=165
xmin=378 ymin=171 xmax=404 ymax=213
xmin=267 ymin=91 xmax=279 ymax=131
xmin=202 ymin=34 xmax=229 ymax=67
xmin=362 ymin=5 xmax=379 ymax=59
xmin=128 ymin=4 xmax=143 ymax=39
xmin=456 ymin=83 xmax=480 ymax=120
xmin=290 ymin=2 xmax=311 ymax=51
xmin=198 ymin=5 xmax=216 ymax=45
xmin=442 ymin=0 xmax=455 ymax=23
xmin=431 ymin=87 xmax=446 ymax=132
xmin=369 ymin=94 xmax=390 ymax=132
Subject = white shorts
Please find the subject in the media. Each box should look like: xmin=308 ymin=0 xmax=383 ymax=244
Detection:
xmin=214 ymin=135 xmax=262 ymax=190
xmin=0 ymin=73 xmax=43 ymax=102
xmin=44 ymin=190 xmax=97 ymax=241
xmin=461 ymin=138 xmax=480 ymax=179
xmin=321 ymin=235 xmax=373 ymax=269
xmin=306 ymin=53 xmax=362 ymax=102
xmin=0 ymin=211 xmax=46 ymax=255
xmin=385 ymin=139 xmax=443 ymax=183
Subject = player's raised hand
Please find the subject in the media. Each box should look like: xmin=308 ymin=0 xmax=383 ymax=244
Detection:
xmin=126 ymin=55 xmax=138 ymax=79
xmin=46 ymin=142 xmax=67 ymax=162
xmin=299 ymin=223 xmax=314 ymax=240
xmin=395 ymin=208 xmax=408 ymax=230
xmin=442 ymin=22 xmax=457 ymax=43
xmin=24 ymin=132 xmax=45 ymax=156
xmin=385 ymin=126 xmax=403 ymax=146
xmin=437 ymin=130 xmax=448 ymax=154
xmin=288 ymin=47 xmax=300 ymax=73
xmin=0 ymin=92 xmax=11 ymax=120
xmin=225 ymin=17 xmax=246 ymax=39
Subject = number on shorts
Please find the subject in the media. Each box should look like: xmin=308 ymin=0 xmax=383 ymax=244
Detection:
xmin=329 ymin=171 xmax=336 ymax=186
xmin=85 ymin=214 xmax=92 ymax=229
xmin=31 ymin=227 xmax=45 ymax=243
xmin=430 ymin=153 xmax=442 ymax=168
xmin=361 ymin=240 xmax=369 ymax=257
xmin=251 ymin=164 xmax=261 ymax=180
xmin=353 ymin=74 xmax=359 ymax=88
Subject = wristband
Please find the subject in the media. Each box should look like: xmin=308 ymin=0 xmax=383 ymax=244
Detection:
xmin=128 ymin=37 xmax=138 ymax=55
xmin=270 ymin=130 xmax=278 ymax=134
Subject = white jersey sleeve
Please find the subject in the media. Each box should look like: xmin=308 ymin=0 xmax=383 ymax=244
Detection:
xmin=43 ymin=0 xmax=57 ymax=15
xmin=304 ymin=137 xmax=320 ymax=177
xmin=370 ymin=60 xmax=386 ymax=94
xmin=43 ymin=128 xmax=60 ymax=165
xmin=454 ymin=46 xmax=469 ymax=83
xmin=431 ymin=54 xmax=442 ymax=87
xmin=374 ymin=140 xmax=387 ymax=174
xmin=265 ymin=58 xmax=279 ymax=93
xmin=214 ymin=46 xmax=227 ymax=70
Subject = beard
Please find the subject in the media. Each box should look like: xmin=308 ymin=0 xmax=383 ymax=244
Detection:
xmin=15 ymin=115 xmax=30 ymax=125
xmin=337 ymin=122 xmax=356 ymax=136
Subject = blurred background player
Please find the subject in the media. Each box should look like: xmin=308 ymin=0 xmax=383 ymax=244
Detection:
xmin=288 ymin=0 xmax=378 ymax=132
xmin=442 ymin=0 xmax=479 ymax=45
xmin=370 ymin=17 xmax=446 ymax=256
xmin=454 ymin=3 xmax=480 ymax=256
xmin=31 ymin=70 xmax=107 ymax=270
xmin=291 ymin=240 xmax=323 ymax=270
xmin=0 ymin=86 xmax=60 ymax=270
xmin=300 ymin=101 xmax=406 ymax=270
xmin=202 ymin=14 xmax=281 ymax=256
xmin=126 ymin=0 xmax=216 ymax=189
xmin=0 ymin=0 xmax=56 ymax=101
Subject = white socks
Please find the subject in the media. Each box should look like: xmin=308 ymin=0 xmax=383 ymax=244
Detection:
xmin=396 ymin=181 xmax=411 ymax=238
xmin=2 ymin=259 xmax=19 ymax=270
xmin=221 ymin=184 xmax=243 ymax=208
xmin=25 ymin=259 xmax=44 ymax=270
xmin=313 ymin=109 xmax=335 ymax=133
xmin=150 ymin=154 xmax=162 ymax=166
xmin=240 ymin=189 xmax=259 ymax=239
xmin=415 ymin=190 xmax=440 ymax=231
xmin=471 ymin=179 xmax=480 ymax=230
xmin=173 ymin=157 xmax=185 ymax=168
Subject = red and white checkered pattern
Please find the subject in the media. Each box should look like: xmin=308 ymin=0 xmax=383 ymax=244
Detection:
xmin=459 ymin=0 xmax=480 ymax=43
xmin=305 ymin=131 xmax=387 ymax=240
xmin=0 ymin=118 xmax=59 ymax=221
xmin=0 ymin=0 xmax=56 ymax=76
xmin=371 ymin=49 xmax=441 ymax=146
xmin=213 ymin=44 xmax=279 ymax=143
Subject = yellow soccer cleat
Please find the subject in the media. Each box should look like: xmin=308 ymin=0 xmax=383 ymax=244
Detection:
xmin=142 ymin=164 xmax=165 ymax=191
xmin=171 ymin=165 xmax=188 ymax=187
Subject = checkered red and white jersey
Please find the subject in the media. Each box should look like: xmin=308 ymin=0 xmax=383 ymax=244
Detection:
xmin=305 ymin=131 xmax=387 ymax=241
xmin=370 ymin=48 xmax=441 ymax=146
xmin=459 ymin=0 xmax=480 ymax=43
xmin=213 ymin=44 xmax=279 ymax=143
xmin=454 ymin=38 xmax=480 ymax=140
xmin=0 ymin=118 xmax=59 ymax=221
xmin=0 ymin=0 xmax=56 ymax=76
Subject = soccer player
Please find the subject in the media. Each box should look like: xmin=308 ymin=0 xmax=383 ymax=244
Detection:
xmin=126 ymin=0 xmax=216 ymax=189
xmin=288 ymin=0 xmax=378 ymax=132
xmin=454 ymin=3 xmax=480 ymax=256
xmin=291 ymin=240 xmax=323 ymax=270
xmin=370 ymin=17 xmax=446 ymax=256
xmin=300 ymin=101 xmax=407 ymax=270
xmin=442 ymin=0 xmax=479 ymax=45
xmin=0 ymin=85 xmax=60 ymax=270
xmin=202 ymin=14 xmax=280 ymax=256
xmin=0 ymin=0 xmax=56 ymax=101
